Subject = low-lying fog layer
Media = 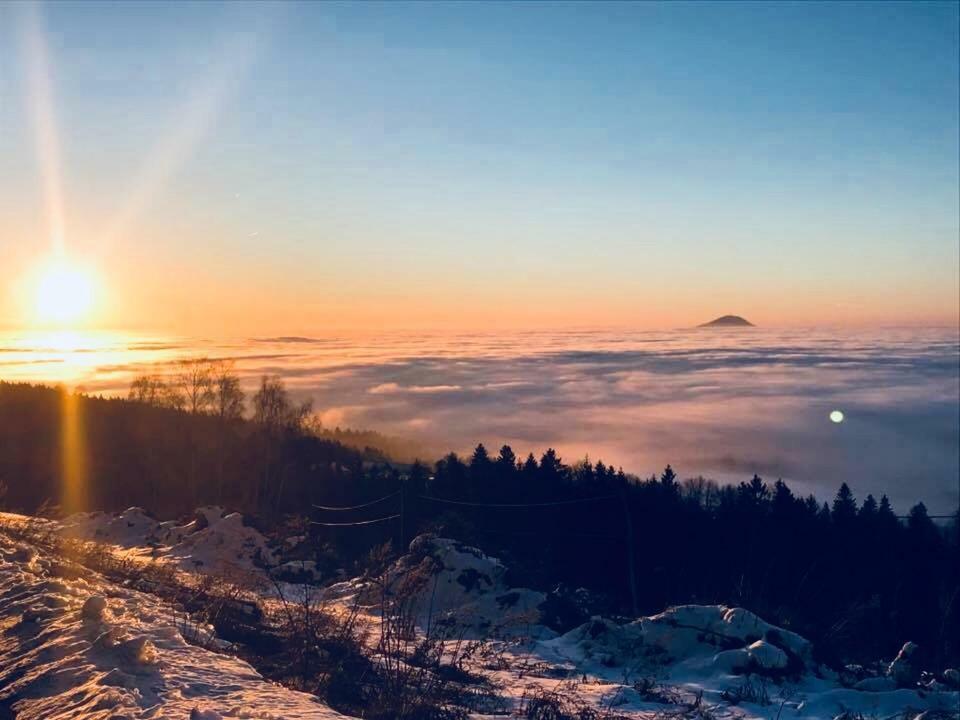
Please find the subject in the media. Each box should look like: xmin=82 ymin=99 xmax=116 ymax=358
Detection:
xmin=2 ymin=327 xmax=958 ymax=512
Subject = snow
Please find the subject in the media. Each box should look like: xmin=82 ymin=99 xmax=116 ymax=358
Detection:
xmin=347 ymin=536 xmax=960 ymax=720
xmin=0 ymin=536 xmax=351 ymax=719
xmin=61 ymin=506 xmax=277 ymax=579
xmin=2 ymin=512 xmax=957 ymax=720
xmin=271 ymin=560 xmax=323 ymax=583
xmin=395 ymin=535 xmax=548 ymax=635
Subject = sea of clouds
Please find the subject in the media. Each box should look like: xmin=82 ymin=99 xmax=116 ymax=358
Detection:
xmin=4 ymin=327 xmax=958 ymax=513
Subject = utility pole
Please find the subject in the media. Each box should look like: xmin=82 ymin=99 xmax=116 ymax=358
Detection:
xmin=399 ymin=476 xmax=406 ymax=550
xmin=621 ymin=488 xmax=639 ymax=616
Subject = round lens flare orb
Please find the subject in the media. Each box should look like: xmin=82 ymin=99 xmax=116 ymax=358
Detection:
xmin=33 ymin=255 xmax=97 ymax=325
xmin=829 ymin=410 xmax=845 ymax=424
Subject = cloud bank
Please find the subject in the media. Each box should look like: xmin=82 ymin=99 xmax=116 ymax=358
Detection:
xmin=4 ymin=327 xmax=958 ymax=513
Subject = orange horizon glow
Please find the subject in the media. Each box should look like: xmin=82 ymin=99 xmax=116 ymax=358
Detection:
xmin=1 ymin=3 xmax=957 ymax=342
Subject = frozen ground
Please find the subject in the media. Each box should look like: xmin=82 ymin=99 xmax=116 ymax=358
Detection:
xmin=0 ymin=533 xmax=349 ymax=719
xmin=327 ymin=533 xmax=960 ymax=720
xmin=1 ymin=508 xmax=958 ymax=719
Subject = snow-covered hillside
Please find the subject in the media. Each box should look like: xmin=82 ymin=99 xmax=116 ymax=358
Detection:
xmin=0 ymin=535 xmax=349 ymax=719
xmin=1 ymin=508 xmax=958 ymax=719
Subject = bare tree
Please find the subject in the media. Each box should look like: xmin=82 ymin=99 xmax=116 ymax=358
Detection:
xmin=129 ymin=374 xmax=185 ymax=410
xmin=211 ymin=360 xmax=245 ymax=502
xmin=251 ymin=375 xmax=313 ymax=510
xmin=177 ymin=358 xmax=215 ymax=415
xmin=252 ymin=375 xmax=289 ymax=432
xmin=129 ymin=374 xmax=165 ymax=405
xmin=212 ymin=360 xmax=245 ymax=422
xmin=161 ymin=381 xmax=186 ymax=411
xmin=172 ymin=358 xmax=216 ymax=503
xmin=252 ymin=374 xmax=312 ymax=432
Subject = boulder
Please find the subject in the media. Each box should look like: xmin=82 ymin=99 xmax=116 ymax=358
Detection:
xmin=120 ymin=636 xmax=158 ymax=666
xmin=886 ymin=641 xmax=920 ymax=687
xmin=713 ymin=648 xmax=751 ymax=672
xmin=81 ymin=595 xmax=108 ymax=621
xmin=853 ymin=676 xmax=897 ymax=692
xmin=747 ymin=640 xmax=789 ymax=671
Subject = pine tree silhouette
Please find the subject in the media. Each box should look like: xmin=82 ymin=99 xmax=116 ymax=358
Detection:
xmin=832 ymin=482 xmax=858 ymax=523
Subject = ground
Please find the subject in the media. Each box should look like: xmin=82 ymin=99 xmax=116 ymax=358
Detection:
xmin=1 ymin=509 xmax=957 ymax=720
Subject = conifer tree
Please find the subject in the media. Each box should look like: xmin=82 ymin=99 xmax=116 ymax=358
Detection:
xmin=832 ymin=482 xmax=858 ymax=523
xmin=660 ymin=464 xmax=678 ymax=496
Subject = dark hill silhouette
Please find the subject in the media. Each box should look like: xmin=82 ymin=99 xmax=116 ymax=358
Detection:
xmin=699 ymin=314 xmax=754 ymax=327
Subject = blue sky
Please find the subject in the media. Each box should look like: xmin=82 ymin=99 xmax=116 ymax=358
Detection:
xmin=1 ymin=1 xmax=957 ymax=332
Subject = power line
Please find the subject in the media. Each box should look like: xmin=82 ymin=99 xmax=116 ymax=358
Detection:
xmin=310 ymin=514 xmax=400 ymax=527
xmin=312 ymin=490 xmax=400 ymax=512
xmin=473 ymin=527 xmax=625 ymax=540
xmin=417 ymin=494 xmax=617 ymax=508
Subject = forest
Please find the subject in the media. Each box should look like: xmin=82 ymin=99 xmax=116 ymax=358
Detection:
xmin=0 ymin=367 xmax=957 ymax=671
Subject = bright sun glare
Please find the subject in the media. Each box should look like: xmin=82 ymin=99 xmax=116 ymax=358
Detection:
xmin=33 ymin=255 xmax=97 ymax=325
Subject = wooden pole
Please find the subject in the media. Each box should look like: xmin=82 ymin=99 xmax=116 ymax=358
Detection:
xmin=621 ymin=489 xmax=639 ymax=616
xmin=399 ymin=476 xmax=406 ymax=551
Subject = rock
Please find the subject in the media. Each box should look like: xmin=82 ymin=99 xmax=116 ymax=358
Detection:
xmin=538 ymin=585 xmax=597 ymax=633
xmin=943 ymin=668 xmax=960 ymax=688
xmin=271 ymin=560 xmax=322 ymax=584
xmin=887 ymin=641 xmax=920 ymax=687
xmin=93 ymin=627 xmax=124 ymax=650
xmin=747 ymin=640 xmax=789 ymax=670
xmin=10 ymin=547 xmax=38 ymax=565
xmin=21 ymin=606 xmax=47 ymax=623
xmin=190 ymin=709 xmax=223 ymax=720
xmin=82 ymin=595 xmax=108 ymax=621
xmin=120 ymin=636 xmax=158 ymax=666
xmin=838 ymin=664 xmax=866 ymax=687
xmin=39 ymin=579 xmax=69 ymax=594
xmin=100 ymin=667 xmax=137 ymax=688
xmin=714 ymin=641 xmax=790 ymax=673
xmin=853 ymin=676 xmax=897 ymax=692
xmin=713 ymin=648 xmax=751 ymax=672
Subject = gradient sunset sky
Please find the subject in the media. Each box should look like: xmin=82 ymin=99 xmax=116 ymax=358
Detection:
xmin=1 ymin=1 xmax=958 ymax=334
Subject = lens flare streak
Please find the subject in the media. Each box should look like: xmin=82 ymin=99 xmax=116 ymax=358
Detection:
xmin=18 ymin=3 xmax=65 ymax=253
xmin=60 ymin=388 xmax=88 ymax=514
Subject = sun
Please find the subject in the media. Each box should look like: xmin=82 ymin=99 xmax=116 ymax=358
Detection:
xmin=32 ymin=254 xmax=98 ymax=325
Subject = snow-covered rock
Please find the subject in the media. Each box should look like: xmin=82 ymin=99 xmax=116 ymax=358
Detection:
xmin=746 ymin=639 xmax=790 ymax=670
xmin=190 ymin=710 xmax=224 ymax=720
xmin=272 ymin=559 xmax=323 ymax=583
xmin=166 ymin=511 xmax=277 ymax=573
xmin=349 ymin=535 xmax=549 ymax=637
xmin=887 ymin=641 xmax=920 ymax=687
xmin=120 ymin=636 xmax=159 ymax=666
xmin=853 ymin=675 xmax=897 ymax=692
xmin=62 ymin=506 xmax=277 ymax=579
xmin=81 ymin=594 xmax=107 ymax=621
xmin=63 ymin=506 xmax=161 ymax=546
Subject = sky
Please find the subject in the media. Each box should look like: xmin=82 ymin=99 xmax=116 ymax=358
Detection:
xmin=0 ymin=1 xmax=958 ymax=334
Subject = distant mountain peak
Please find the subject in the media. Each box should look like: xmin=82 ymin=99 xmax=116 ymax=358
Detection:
xmin=699 ymin=315 xmax=754 ymax=327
